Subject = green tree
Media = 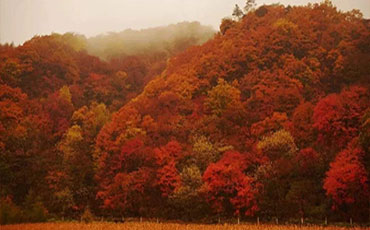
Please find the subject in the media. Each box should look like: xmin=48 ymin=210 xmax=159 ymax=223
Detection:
xmin=23 ymin=190 xmax=48 ymax=223
xmin=59 ymin=85 xmax=72 ymax=104
xmin=257 ymin=130 xmax=298 ymax=219
xmin=257 ymin=129 xmax=297 ymax=161
xmin=170 ymin=165 xmax=207 ymax=220
xmin=192 ymin=136 xmax=220 ymax=171
xmin=205 ymin=78 xmax=243 ymax=118
xmin=59 ymin=125 xmax=84 ymax=160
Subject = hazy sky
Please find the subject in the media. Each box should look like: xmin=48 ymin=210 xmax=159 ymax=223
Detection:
xmin=1 ymin=0 xmax=369 ymax=45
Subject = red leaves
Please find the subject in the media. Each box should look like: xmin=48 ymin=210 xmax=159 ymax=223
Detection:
xmin=291 ymin=102 xmax=315 ymax=148
xmin=323 ymin=145 xmax=368 ymax=211
xmin=251 ymin=112 xmax=290 ymax=138
xmin=203 ymin=151 xmax=260 ymax=216
xmin=98 ymin=168 xmax=153 ymax=211
xmin=96 ymin=137 xmax=156 ymax=213
xmin=156 ymin=161 xmax=181 ymax=197
xmin=0 ymin=84 xmax=27 ymax=124
xmin=296 ymin=148 xmax=319 ymax=175
xmin=95 ymin=106 xmax=141 ymax=156
xmin=154 ymin=141 xmax=183 ymax=197
xmin=230 ymin=176 xmax=260 ymax=216
xmin=1 ymin=2 xmax=370 ymax=221
xmin=45 ymin=171 xmax=69 ymax=191
xmin=245 ymin=70 xmax=303 ymax=122
xmin=313 ymin=86 xmax=369 ymax=153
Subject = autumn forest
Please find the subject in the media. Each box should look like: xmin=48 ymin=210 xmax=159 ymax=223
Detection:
xmin=0 ymin=0 xmax=369 ymax=226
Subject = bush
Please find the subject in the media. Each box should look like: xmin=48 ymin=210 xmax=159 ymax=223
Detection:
xmin=0 ymin=197 xmax=23 ymax=224
xmin=23 ymin=190 xmax=49 ymax=223
xmin=81 ymin=206 xmax=94 ymax=223
xmin=23 ymin=201 xmax=48 ymax=223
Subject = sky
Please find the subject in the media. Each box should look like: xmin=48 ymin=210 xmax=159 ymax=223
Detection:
xmin=1 ymin=0 xmax=369 ymax=45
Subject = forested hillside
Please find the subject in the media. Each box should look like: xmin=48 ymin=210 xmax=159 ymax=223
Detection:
xmin=0 ymin=22 xmax=214 ymax=223
xmin=1 ymin=1 xmax=369 ymax=225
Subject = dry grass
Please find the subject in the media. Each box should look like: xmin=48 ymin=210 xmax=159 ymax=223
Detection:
xmin=1 ymin=222 xmax=368 ymax=230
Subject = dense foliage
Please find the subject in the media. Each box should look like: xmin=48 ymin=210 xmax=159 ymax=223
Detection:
xmin=1 ymin=1 xmax=369 ymax=224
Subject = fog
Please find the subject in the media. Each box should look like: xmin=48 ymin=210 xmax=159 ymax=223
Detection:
xmin=1 ymin=0 xmax=369 ymax=45
xmin=86 ymin=22 xmax=215 ymax=60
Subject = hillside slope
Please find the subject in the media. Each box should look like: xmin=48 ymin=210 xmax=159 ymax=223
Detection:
xmin=0 ymin=22 xmax=215 ymax=224
xmin=95 ymin=2 xmax=370 ymax=221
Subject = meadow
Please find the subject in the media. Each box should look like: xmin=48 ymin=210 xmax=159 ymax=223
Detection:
xmin=1 ymin=222 xmax=368 ymax=230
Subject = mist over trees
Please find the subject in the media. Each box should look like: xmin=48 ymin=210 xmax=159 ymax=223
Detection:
xmin=86 ymin=22 xmax=215 ymax=60
xmin=1 ymin=1 xmax=369 ymax=225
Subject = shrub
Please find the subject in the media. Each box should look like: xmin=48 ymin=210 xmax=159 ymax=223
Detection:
xmin=0 ymin=197 xmax=23 ymax=224
xmin=81 ymin=206 xmax=94 ymax=223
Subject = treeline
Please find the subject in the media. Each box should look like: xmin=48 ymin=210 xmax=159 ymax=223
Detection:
xmin=1 ymin=1 xmax=370 ymax=225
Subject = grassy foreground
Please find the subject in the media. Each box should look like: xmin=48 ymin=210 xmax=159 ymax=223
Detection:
xmin=1 ymin=222 xmax=368 ymax=230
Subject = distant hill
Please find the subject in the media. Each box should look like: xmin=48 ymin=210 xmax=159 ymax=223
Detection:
xmin=86 ymin=21 xmax=215 ymax=60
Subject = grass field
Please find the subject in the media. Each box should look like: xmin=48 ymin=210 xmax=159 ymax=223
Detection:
xmin=1 ymin=222 xmax=368 ymax=230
